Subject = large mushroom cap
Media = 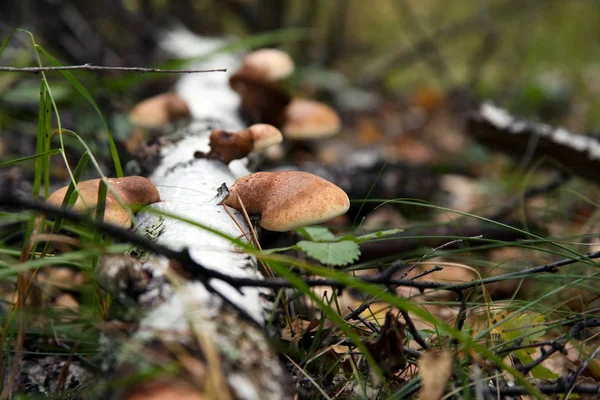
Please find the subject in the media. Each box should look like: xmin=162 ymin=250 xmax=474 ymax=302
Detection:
xmin=282 ymin=99 xmax=341 ymax=140
xmin=129 ymin=93 xmax=191 ymax=129
xmin=46 ymin=176 xmax=160 ymax=228
xmin=241 ymin=48 xmax=294 ymax=81
xmin=223 ymin=171 xmax=350 ymax=232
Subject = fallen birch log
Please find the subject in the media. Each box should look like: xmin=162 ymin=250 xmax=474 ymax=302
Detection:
xmin=98 ymin=28 xmax=290 ymax=400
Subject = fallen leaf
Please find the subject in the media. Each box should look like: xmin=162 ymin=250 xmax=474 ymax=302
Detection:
xmin=417 ymin=350 xmax=453 ymax=400
xmin=491 ymin=311 xmax=559 ymax=379
xmin=364 ymin=311 xmax=406 ymax=379
xmin=281 ymin=318 xmax=321 ymax=343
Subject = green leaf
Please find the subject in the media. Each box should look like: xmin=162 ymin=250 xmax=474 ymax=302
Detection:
xmin=297 ymin=226 xmax=336 ymax=241
xmin=493 ymin=312 xmax=559 ymax=380
xmin=296 ymin=240 xmax=360 ymax=266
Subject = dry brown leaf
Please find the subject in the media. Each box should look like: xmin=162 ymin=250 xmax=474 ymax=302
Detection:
xmin=417 ymin=350 xmax=453 ymax=400
xmin=361 ymin=205 xmax=406 ymax=232
xmin=364 ymin=311 xmax=406 ymax=379
xmin=412 ymin=87 xmax=446 ymax=113
xmin=356 ymin=118 xmax=384 ymax=145
xmin=435 ymin=175 xmax=484 ymax=222
xmin=384 ymin=135 xmax=435 ymax=165
xmin=280 ymin=318 xmax=321 ymax=344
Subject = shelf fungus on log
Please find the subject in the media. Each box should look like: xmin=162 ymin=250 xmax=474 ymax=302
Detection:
xmin=222 ymin=171 xmax=350 ymax=232
xmin=97 ymin=28 xmax=291 ymax=400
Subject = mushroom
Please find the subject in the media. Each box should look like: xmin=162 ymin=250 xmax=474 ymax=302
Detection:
xmin=124 ymin=380 xmax=206 ymax=400
xmin=129 ymin=93 xmax=191 ymax=129
xmin=222 ymin=171 xmax=350 ymax=232
xmin=229 ymin=49 xmax=294 ymax=126
xmin=46 ymin=176 xmax=161 ymax=228
xmin=282 ymin=99 xmax=341 ymax=140
xmin=239 ymin=48 xmax=295 ymax=81
xmin=206 ymin=124 xmax=283 ymax=164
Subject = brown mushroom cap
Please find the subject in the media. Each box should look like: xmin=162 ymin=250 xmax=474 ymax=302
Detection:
xmin=222 ymin=171 xmax=350 ymax=232
xmin=129 ymin=93 xmax=191 ymax=129
xmin=124 ymin=380 xmax=206 ymax=400
xmin=46 ymin=176 xmax=160 ymax=228
xmin=208 ymin=124 xmax=282 ymax=163
xmin=241 ymin=48 xmax=295 ymax=81
xmin=282 ymin=99 xmax=341 ymax=139
xmin=247 ymin=124 xmax=283 ymax=151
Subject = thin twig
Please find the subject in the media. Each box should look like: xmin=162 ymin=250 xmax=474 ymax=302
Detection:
xmin=485 ymin=383 xmax=600 ymax=397
xmin=0 ymin=192 xmax=263 ymax=329
xmin=400 ymin=309 xmax=429 ymax=350
xmin=409 ymin=265 xmax=443 ymax=281
xmin=0 ymin=64 xmax=226 ymax=74
xmin=454 ymin=291 xmax=468 ymax=333
xmin=3 ymin=193 xmax=599 ymax=294
xmin=496 ymin=340 xmax=557 ymax=355
xmin=564 ymin=344 xmax=600 ymax=398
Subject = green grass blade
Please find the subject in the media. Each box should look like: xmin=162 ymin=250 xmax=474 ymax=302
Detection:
xmin=0 ymin=149 xmax=61 ymax=168
xmin=0 ymin=31 xmax=15 ymax=60
xmin=34 ymin=45 xmax=123 ymax=177
xmin=32 ymin=80 xmax=46 ymax=198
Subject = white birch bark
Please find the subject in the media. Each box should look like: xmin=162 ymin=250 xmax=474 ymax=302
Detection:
xmin=99 ymin=26 xmax=288 ymax=400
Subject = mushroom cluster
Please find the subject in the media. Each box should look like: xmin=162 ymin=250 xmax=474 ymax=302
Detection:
xmin=229 ymin=49 xmax=342 ymax=142
xmin=222 ymin=171 xmax=350 ymax=232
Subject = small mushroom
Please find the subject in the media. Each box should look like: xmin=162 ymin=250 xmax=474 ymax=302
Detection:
xmin=222 ymin=171 xmax=350 ymax=232
xmin=46 ymin=176 xmax=161 ymax=228
xmin=229 ymin=49 xmax=294 ymax=125
xmin=282 ymin=99 xmax=341 ymax=140
xmin=124 ymin=380 xmax=206 ymax=400
xmin=129 ymin=93 xmax=191 ymax=129
xmin=207 ymin=123 xmax=283 ymax=163
xmin=239 ymin=48 xmax=295 ymax=81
